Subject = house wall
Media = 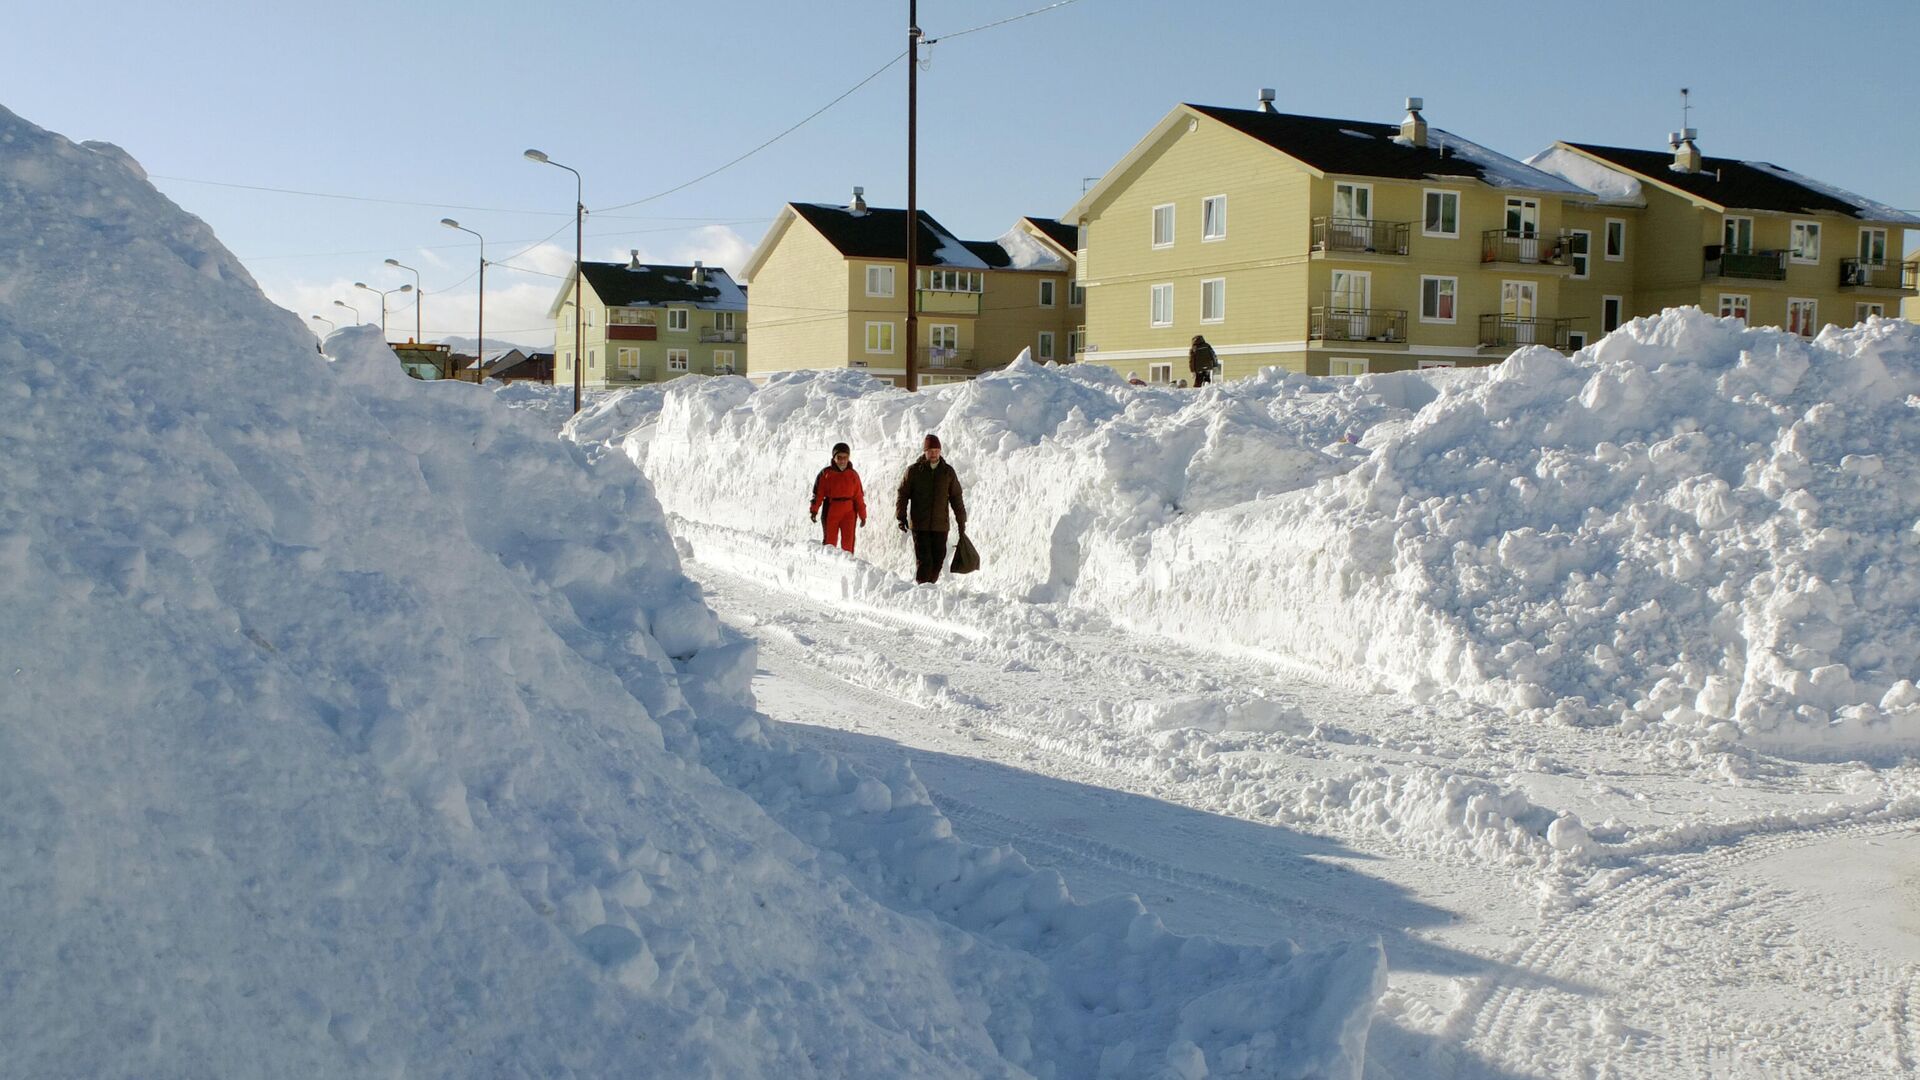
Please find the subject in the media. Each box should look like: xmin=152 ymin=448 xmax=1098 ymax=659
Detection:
xmin=553 ymin=278 xmax=749 ymax=388
xmin=744 ymin=224 xmax=854 ymax=377
xmin=973 ymin=268 xmax=1078 ymax=370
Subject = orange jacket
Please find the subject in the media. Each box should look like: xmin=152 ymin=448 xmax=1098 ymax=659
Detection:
xmin=810 ymin=464 xmax=867 ymax=520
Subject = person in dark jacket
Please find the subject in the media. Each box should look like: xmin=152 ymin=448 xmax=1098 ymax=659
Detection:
xmin=809 ymin=442 xmax=867 ymax=553
xmin=896 ymin=434 xmax=967 ymax=584
xmin=1189 ymin=335 xmax=1218 ymax=387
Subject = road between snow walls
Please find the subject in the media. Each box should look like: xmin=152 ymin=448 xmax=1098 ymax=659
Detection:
xmin=0 ymin=102 xmax=1386 ymax=1079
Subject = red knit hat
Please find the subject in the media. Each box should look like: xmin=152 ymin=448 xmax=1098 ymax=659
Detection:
xmin=923 ymin=433 xmax=941 ymax=449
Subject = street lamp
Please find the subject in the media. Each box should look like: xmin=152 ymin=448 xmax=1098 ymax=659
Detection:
xmin=354 ymin=281 xmax=413 ymax=341
xmin=526 ymin=148 xmax=585 ymax=414
xmin=332 ymin=299 xmax=360 ymax=324
xmin=309 ymin=314 xmax=334 ymax=333
xmin=384 ymin=258 xmax=423 ymax=343
xmin=441 ymin=218 xmax=485 ymax=383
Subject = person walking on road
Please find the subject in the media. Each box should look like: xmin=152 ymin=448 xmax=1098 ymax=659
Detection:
xmin=1189 ymin=334 xmax=1218 ymax=387
xmin=896 ymin=434 xmax=967 ymax=584
xmin=809 ymin=441 xmax=867 ymax=554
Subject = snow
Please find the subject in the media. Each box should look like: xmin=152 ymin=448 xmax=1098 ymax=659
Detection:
xmin=0 ymin=102 xmax=1384 ymax=1079
xmin=1525 ymin=145 xmax=1648 ymax=206
xmin=993 ymin=224 xmax=1067 ymax=271
xmin=1424 ymin=127 xmax=1590 ymax=194
xmin=1744 ymin=160 xmax=1920 ymax=224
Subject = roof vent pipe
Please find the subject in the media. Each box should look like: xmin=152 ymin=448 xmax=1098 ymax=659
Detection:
xmin=692 ymin=260 xmax=706 ymax=285
xmin=1673 ymin=127 xmax=1702 ymax=174
xmin=1401 ymin=96 xmax=1427 ymax=148
xmin=629 ymin=249 xmax=641 ymax=270
xmin=1257 ymin=88 xmax=1276 ymax=113
xmin=850 ymin=186 xmax=868 ymax=215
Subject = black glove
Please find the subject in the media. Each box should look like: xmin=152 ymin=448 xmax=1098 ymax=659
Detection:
xmin=897 ymin=521 xmax=909 ymax=533
xmin=809 ymin=511 xmax=817 ymax=523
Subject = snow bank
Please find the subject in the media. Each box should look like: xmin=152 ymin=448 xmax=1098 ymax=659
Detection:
xmin=604 ymin=313 xmax=1920 ymax=755
xmin=0 ymin=103 xmax=1384 ymax=1079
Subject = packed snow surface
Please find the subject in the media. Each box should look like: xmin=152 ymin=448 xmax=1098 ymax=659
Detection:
xmin=599 ymin=314 xmax=1920 ymax=755
xmin=0 ymin=104 xmax=1385 ymax=1078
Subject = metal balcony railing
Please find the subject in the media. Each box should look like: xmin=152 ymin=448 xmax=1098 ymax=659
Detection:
xmin=1839 ymin=258 xmax=1909 ymax=290
xmin=1479 ymin=314 xmax=1584 ymax=351
xmin=699 ymin=327 xmax=746 ymax=343
xmin=1481 ymin=229 xmax=1572 ymax=266
xmin=1310 ymin=305 xmax=1406 ymax=343
xmin=919 ymin=346 xmax=977 ymax=368
xmin=1703 ymin=246 xmax=1787 ymax=281
xmin=1311 ymin=217 xmax=1411 ymax=256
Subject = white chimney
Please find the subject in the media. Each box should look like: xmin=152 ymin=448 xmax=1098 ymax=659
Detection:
xmin=692 ymin=260 xmax=706 ymax=285
xmin=1673 ymin=127 xmax=1701 ymax=174
xmin=850 ymin=186 xmax=868 ymax=216
xmin=628 ymin=249 xmax=641 ymax=270
xmin=1257 ymin=88 xmax=1276 ymax=113
xmin=1400 ymin=96 xmax=1427 ymax=148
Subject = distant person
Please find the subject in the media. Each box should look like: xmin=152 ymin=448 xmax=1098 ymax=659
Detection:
xmin=1189 ymin=334 xmax=1218 ymax=387
xmin=1126 ymin=371 xmax=1147 ymax=386
xmin=809 ymin=442 xmax=867 ymax=554
xmin=896 ymin=434 xmax=967 ymax=584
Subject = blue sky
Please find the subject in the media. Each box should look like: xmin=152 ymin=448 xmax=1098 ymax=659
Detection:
xmin=6 ymin=0 xmax=1917 ymax=345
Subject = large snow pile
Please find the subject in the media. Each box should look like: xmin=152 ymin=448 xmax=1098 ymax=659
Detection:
xmin=604 ymin=316 xmax=1920 ymax=754
xmin=0 ymin=105 xmax=1383 ymax=1078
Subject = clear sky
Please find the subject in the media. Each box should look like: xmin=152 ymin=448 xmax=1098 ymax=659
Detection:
xmin=6 ymin=0 xmax=1917 ymax=347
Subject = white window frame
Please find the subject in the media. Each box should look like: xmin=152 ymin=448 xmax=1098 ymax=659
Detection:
xmin=1037 ymin=331 xmax=1055 ymax=360
xmin=712 ymin=310 xmax=738 ymax=331
xmin=1150 ymin=283 xmax=1173 ymax=328
xmin=1422 ymin=189 xmax=1460 ymax=238
xmin=1038 ymin=279 xmax=1056 ymax=308
xmin=667 ymin=308 xmax=689 ymax=332
xmin=588 ymin=349 xmax=597 ymax=369
xmin=1417 ymin=359 xmax=1458 ymax=369
xmin=921 ymin=269 xmax=983 ymax=293
xmin=1604 ymin=219 xmax=1626 ymax=261
xmin=1151 ymin=203 xmax=1175 ymax=249
xmin=864 ymin=321 xmax=896 ymax=354
xmin=616 ymin=346 xmax=639 ymax=373
xmin=1202 ymin=194 xmax=1227 ymax=241
xmin=865 ymin=264 xmax=895 ymax=297
xmin=562 ymin=350 xmax=573 ymax=371
xmin=1718 ymin=294 xmax=1751 ymax=323
xmin=713 ymin=350 xmax=736 ymax=373
xmin=1602 ymin=295 xmax=1623 ymax=333
xmin=1787 ymin=297 xmax=1818 ymax=337
xmin=1334 ymin=181 xmax=1374 ymax=222
xmin=1723 ymin=215 xmax=1754 ymax=254
xmin=1147 ymin=362 xmax=1173 ymax=383
xmin=1328 ymin=357 xmax=1369 ymax=376
xmin=1856 ymin=302 xmax=1885 ymax=322
xmin=1568 ymin=229 xmax=1592 ymax=279
xmin=1859 ymin=227 xmax=1889 ymax=266
xmin=666 ymin=348 xmax=689 ymax=371
xmin=929 ymin=323 xmax=958 ymax=351
xmin=1565 ymin=331 xmax=1588 ymax=350
xmin=1069 ymin=282 xmax=1085 ymax=306
xmin=1200 ymin=277 xmax=1226 ymax=323
xmin=1789 ymin=221 xmax=1821 ymax=264
xmin=1419 ymin=275 xmax=1458 ymax=324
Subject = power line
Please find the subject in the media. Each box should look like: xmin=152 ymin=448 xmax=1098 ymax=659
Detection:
xmin=153 ymin=172 xmax=740 ymax=222
xmin=925 ymin=0 xmax=1087 ymax=44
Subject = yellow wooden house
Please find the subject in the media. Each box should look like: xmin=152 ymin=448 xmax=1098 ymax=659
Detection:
xmin=547 ymin=256 xmax=747 ymax=389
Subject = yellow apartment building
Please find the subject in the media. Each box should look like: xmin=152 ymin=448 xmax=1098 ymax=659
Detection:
xmin=1528 ymin=134 xmax=1918 ymax=336
xmin=740 ymin=190 xmax=1080 ymax=385
xmin=548 ymin=256 xmax=747 ymax=389
xmin=1066 ymin=92 xmax=1595 ymax=379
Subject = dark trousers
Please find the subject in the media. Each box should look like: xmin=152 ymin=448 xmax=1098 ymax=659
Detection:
xmin=912 ymin=530 xmax=949 ymax=584
xmin=1193 ymin=367 xmax=1212 ymax=387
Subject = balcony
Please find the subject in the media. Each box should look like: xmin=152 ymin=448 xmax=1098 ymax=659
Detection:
xmin=917 ymin=289 xmax=982 ymax=315
xmin=919 ymin=346 xmax=978 ymax=370
xmin=1839 ymin=258 xmax=1913 ymax=292
xmin=1479 ymin=314 xmax=1584 ymax=351
xmin=1310 ymin=305 xmax=1407 ymax=344
xmin=1070 ymin=326 xmax=1086 ymax=357
xmin=607 ymin=324 xmax=657 ymax=341
xmin=1481 ymin=229 xmax=1572 ymax=268
xmin=699 ymin=327 xmax=746 ymax=343
xmin=1311 ymin=217 xmax=1411 ymax=256
xmin=1703 ymin=246 xmax=1787 ymax=282
xmin=1908 ymin=261 xmax=1920 ymax=291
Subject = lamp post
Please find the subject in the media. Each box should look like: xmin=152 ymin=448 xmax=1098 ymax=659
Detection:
xmin=332 ymin=299 xmax=360 ymax=325
xmin=309 ymin=314 xmax=334 ymax=333
xmin=441 ymin=219 xmax=485 ymax=383
xmin=525 ymin=149 xmax=585 ymax=414
xmin=384 ymin=258 xmax=423 ymax=343
xmin=354 ymin=282 xmax=413 ymax=341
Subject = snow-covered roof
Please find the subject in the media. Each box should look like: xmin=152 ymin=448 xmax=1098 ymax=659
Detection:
xmin=1524 ymin=146 xmax=1647 ymax=207
xmin=787 ymin=202 xmax=987 ymax=268
xmin=1558 ymin=142 xmax=1920 ymax=223
xmin=968 ymin=224 xmax=1068 ymax=272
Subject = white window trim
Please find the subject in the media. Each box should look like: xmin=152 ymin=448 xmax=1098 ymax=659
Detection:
xmin=865 ymin=264 xmax=896 ymax=298
xmin=1150 ymin=282 xmax=1173 ymax=328
xmin=667 ymin=308 xmax=689 ymax=332
xmin=1856 ymin=302 xmax=1884 ymax=321
xmin=1038 ymin=279 xmax=1056 ymax=308
xmin=1789 ymin=221 xmax=1821 ymax=265
xmin=1787 ymin=297 xmax=1818 ymax=336
xmin=1147 ymin=362 xmax=1173 ymax=383
xmin=666 ymin=349 xmax=689 ymax=371
xmin=616 ymin=347 xmax=639 ymax=372
xmin=1037 ymin=331 xmax=1056 ymax=360
xmin=1334 ymin=181 xmax=1375 ymax=221
xmin=1723 ymin=215 xmax=1755 ymax=252
xmin=1329 ymin=357 xmax=1369 ymax=376
xmin=1202 ymin=194 xmax=1227 ymax=241
xmin=1718 ymin=294 xmax=1751 ymax=322
xmin=713 ymin=350 xmax=736 ymax=372
xmin=1565 ymin=331 xmax=1588 ymax=349
xmin=1200 ymin=277 xmax=1226 ymax=324
xmin=1859 ymin=227 xmax=1889 ymax=265
xmin=1418 ymin=275 xmax=1458 ymax=324
xmin=1568 ymin=229 xmax=1592 ymax=279
xmin=1069 ymin=281 xmax=1085 ymax=307
xmin=1604 ymin=219 xmax=1626 ymax=261
xmin=1417 ymin=359 xmax=1458 ymax=369
xmin=1602 ymin=295 xmax=1624 ymax=332
xmin=1151 ymin=204 xmax=1175 ymax=249
xmin=588 ymin=349 xmax=597 ymax=369
xmin=864 ymin=321 xmax=896 ymax=354
xmin=1421 ymin=188 xmax=1460 ymax=238
xmin=929 ymin=323 xmax=958 ymax=350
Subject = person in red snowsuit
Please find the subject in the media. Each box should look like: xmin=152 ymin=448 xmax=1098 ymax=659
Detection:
xmin=809 ymin=442 xmax=867 ymax=553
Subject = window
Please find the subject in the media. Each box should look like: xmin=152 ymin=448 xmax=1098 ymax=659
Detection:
xmin=588 ymin=349 xmax=597 ymax=369
xmin=1329 ymin=357 xmax=1369 ymax=376
xmin=562 ymin=351 xmax=572 ymax=371
xmin=1200 ymin=277 xmax=1225 ymax=323
xmin=608 ymin=307 xmax=654 ymax=326
xmin=1602 ymin=296 xmax=1623 ymax=333
xmin=667 ymin=308 xmax=689 ymax=332
xmin=617 ymin=347 xmax=639 ymax=373
xmin=865 ymin=265 xmax=895 ymax=297
xmin=1604 ymin=219 xmax=1626 ymax=260
xmin=667 ymin=349 xmax=689 ymax=371
xmin=1037 ymin=331 xmax=1055 ymax=360
xmin=1790 ymin=221 xmax=1821 ymax=263
xmin=865 ymin=321 xmax=895 ymax=354
xmin=922 ymin=269 xmax=983 ymax=293
xmin=1568 ymin=230 xmax=1591 ymax=278
xmin=1152 ymin=204 xmax=1175 ymax=248
xmin=1787 ymin=298 xmax=1818 ymax=337
xmin=1718 ymin=294 xmax=1751 ymax=323
xmin=1506 ymin=197 xmax=1540 ymax=236
xmin=1148 ymin=363 xmax=1173 ymax=383
xmin=1069 ymin=282 xmax=1085 ymax=306
xmin=1566 ymin=332 xmax=1588 ymax=350
xmin=1334 ymin=182 xmax=1373 ymax=221
xmin=1419 ymin=276 xmax=1457 ymax=323
xmin=584 ymin=308 xmax=595 ymax=328
xmin=713 ymin=350 xmax=736 ymax=373
xmin=1038 ymin=279 xmax=1056 ymax=307
xmin=1723 ymin=216 xmax=1754 ymax=254
xmin=713 ymin=311 xmax=738 ymax=332
xmin=1856 ymin=303 xmax=1885 ymax=322
xmin=1150 ymin=283 xmax=1173 ymax=327
xmin=1417 ymin=360 xmax=1458 ymax=369
xmin=929 ymin=324 xmax=958 ymax=351
xmin=1202 ymin=195 xmax=1227 ymax=240
xmin=1859 ymin=228 xmax=1889 ymax=266
xmin=1423 ymin=190 xmax=1459 ymax=237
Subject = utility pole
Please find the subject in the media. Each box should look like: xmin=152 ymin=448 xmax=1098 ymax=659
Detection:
xmin=905 ymin=0 xmax=921 ymax=392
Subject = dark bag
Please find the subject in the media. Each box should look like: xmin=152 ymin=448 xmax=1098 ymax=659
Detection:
xmin=950 ymin=533 xmax=981 ymax=575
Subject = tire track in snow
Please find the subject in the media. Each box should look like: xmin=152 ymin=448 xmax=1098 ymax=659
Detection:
xmin=1891 ymin=966 xmax=1919 ymax=1074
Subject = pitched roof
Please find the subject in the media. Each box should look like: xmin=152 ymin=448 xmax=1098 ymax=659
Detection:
xmin=1560 ymin=143 xmax=1920 ymax=223
xmin=1021 ymin=216 xmax=1077 ymax=253
xmin=788 ymin=202 xmax=986 ymax=267
xmin=1187 ymin=104 xmax=1584 ymax=193
xmin=962 ymin=240 xmax=1011 ymax=269
xmin=577 ymin=262 xmax=746 ymax=309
